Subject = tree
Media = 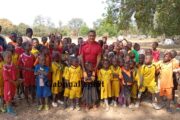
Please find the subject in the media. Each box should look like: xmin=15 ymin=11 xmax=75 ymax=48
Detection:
xmin=16 ymin=23 xmax=29 ymax=36
xmin=68 ymin=18 xmax=85 ymax=36
xmin=0 ymin=18 xmax=15 ymax=35
xmin=79 ymin=24 xmax=89 ymax=36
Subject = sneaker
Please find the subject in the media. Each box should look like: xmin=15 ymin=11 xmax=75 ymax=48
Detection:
xmin=0 ymin=107 xmax=6 ymax=113
xmin=105 ymin=106 xmax=110 ymax=111
xmin=135 ymin=102 xmax=140 ymax=108
xmin=7 ymin=106 xmax=17 ymax=116
xmin=166 ymin=108 xmax=173 ymax=113
xmin=122 ymin=104 xmax=126 ymax=108
xmin=75 ymin=106 xmax=80 ymax=111
xmin=38 ymin=105 xmax=43 ymax=111
xmin=67 ymin=106 xmax=74 ymax=112
xmin=57 ymin=100 xmax=64 ymax=105
xmin=44 ymin=105 xmax=49 ymax=111
xmin=152 ymin=103 xmax=162 ymax=110
xmin=128 ymin=104 xmax=134 ymax=109
xmin=52 ymin=102 xmax=58 ymax=107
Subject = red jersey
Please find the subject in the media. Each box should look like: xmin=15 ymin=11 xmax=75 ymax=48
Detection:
xmin=152 ymin=50 xmax=160 ymax=62
xmin=80 ymin=41 xmax=102 ymax=67
xmin=18 ymin=53 xmax=35 ymax=86
xmin=15 ymin=46 xmax=24 ymax=56
xmin=2 ymin=63 xmax=16 ymax=102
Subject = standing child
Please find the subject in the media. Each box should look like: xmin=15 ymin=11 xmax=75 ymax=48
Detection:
xmin=136 ymin=55 xmax=160 ymax=109
xmin=98 ymin=59 xmax=112 ymax=111
xmin=0 ymin=54 xmax=5 ymax=112
xmin=152 ymin=42 xmax=160 ymax=62
xmin=18 ymin=42 xmax=35 ymax=105
xmin=131 ymin=43 xmax=140 ymax=63
xmin=157 ymin=52 xmax=179 ymax=112
xmin=120 ymin=62 xmax=133 ymax=108
xmin=67 ymin=57 xmax=83 ymax=111
xmin=51 ymin=52 xmax=63 ymax=107
xmin=34 ymin=55 xmax=51 ymax=111
xmin=110 ymin=57 xmax=122 ymax=107
xmin=2 ymin=51 xmax=17 ymax=115
xmin=82 ymin=62 xmax=98 ymax=111
xmin=15 ymin=36 xmax=24 ymax=56
xmin=41 ymin=36 xmax=49 ymax=48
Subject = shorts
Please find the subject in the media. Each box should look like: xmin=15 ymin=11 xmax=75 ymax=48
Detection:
xmin=139 ymin=85 xmax=158 ymax=94
xmin=160 ymin=88 xmax=172 ymax=100
xmin=111 ymin=81 xmax=120 ymax=98
xmin=64 ymin=88 xmax=70 ymax=97
xmin=69 ymin=87 xmax=81 ymax=99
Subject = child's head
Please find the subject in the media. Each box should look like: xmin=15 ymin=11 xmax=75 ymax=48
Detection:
xmin=145 ymin=49 xmax=152 ymax=55
xmin=144 ymin=55 xmax=153 ymax=65
xmin=85 ymin=62 xmax=93 ymax=72
xmin=124 ymin=62 xmax=130 ymax=71
xmin=152 ymin=42 xmax=158 ymax=50
xmin=41 ymin=36 xmax=48 ymax=44
xmin=6 ymin=44 xmax=15 ymax=54
xmin=49 ymin=34 xmax=56 ymax=42
xmin=170 ymin=50 xmax=177 ymax=59
xmin=3 ymin=51 xmax=12 ymax=64
xmin=119 ymin=42 xmax=123 ymax=50
xmin=22 ymin=42 xmax=32 ymax=52
xmin=78 ymin=37 xmax=83 ymax=46
xmin=39 ymin=55 xmax=45 ymax=66
xmin=71 ymin=57 xmax=79 ymax=67
xmin=17 ymin=36 xmax=23 ymax=46
xmin=139 ymin=54 xmax=145 ymax=65
xmin=163 ymin=51 xmax=172 ymax=63
xmin=9 ymin=32 xmax=17 ymax=42
xmin=112 ymin=56 xmax=118 ymax=67
xmin=133 ymin=43 xmax=140 ymax=51
xmin=26 ymin=28 xmax=33 ymax=38
xmin=32 ymin=38 xmax=39 ymax=48
xmin=103 ymin=59 xmax=110 ymax=69
xmin=124 ymin=55 xmax=131 ymax=63
xmin=108 ymin=44 xmax=114 ymax=52
xmin=52 ymin=51 xmax=60 ymax=62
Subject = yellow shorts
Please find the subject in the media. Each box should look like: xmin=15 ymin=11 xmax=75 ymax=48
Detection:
xmin=51 ymin=81 xmax=62 ymax=94
xmin=139 ymin=84 xmax=158 ymax=94
xmin=64 ymin=88 xmax=70 ymax=97
xmin=101 ymin=83 xmax=111 ymax=99
xmin=131 ymin=82 xmax=138 ymax=99
xmin=69 ymin=87 xmax=81 ymax=99
xmin=111 ymin=81 xmax=120 ymax=98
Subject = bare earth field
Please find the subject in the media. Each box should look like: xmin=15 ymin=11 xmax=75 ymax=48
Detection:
xmin=1 ymin=36 xmax=180 ymax=120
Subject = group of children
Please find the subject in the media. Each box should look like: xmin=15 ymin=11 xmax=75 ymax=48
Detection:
xmin=0 ymin=32 xmax=180 ymax=116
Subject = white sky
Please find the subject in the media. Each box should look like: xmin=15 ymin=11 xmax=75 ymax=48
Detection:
xmin=0 ymin=0 xmax=106 ymax=28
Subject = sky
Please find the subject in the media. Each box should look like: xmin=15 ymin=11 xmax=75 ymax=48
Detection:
xmin=0 ymin=0 xmax=106 ymax=28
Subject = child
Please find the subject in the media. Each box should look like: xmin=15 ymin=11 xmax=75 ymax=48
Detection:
xmin=8 ymin=32 xmax=17 ymax=47
xmin=82 ymin=62 xmax=98 ymax=110
xmin=15 ymin=36 xmax=24 ymax=56
xmin=152 ymin=42 xmax=160 ymax=62
xmin=110 ymin=57 xmax=122 ymax=107
xmin=2 ymin=51 xmax=17 ymax=115
xmin=120 ymin=62 xmax=133 ymax=108
xmin=131 ymin=43 xmax=140 ymax=63
xmin=34 ymin=55 xmax=51 ymax=111
xmin=31 ymin=38 xmax=39 ymax=58
xmin=98 ymin=59 xmax=112 ymax=111
xmin=18 ymin=42 xmax=35 ymax=105
xmin=136 ymin=55 xmax=160 ymax=109
xmin=0 ymin=54 xmax=5 ymax=113
xmin=51 ymin=52 xmax=63 ymax=107
xmin=66 ymin=57 xmax=83 ymax=111
xmin=157 ymin=52 xmax=179 ymax=112
xmin=41 ymin=36 xmax=49 ymax=48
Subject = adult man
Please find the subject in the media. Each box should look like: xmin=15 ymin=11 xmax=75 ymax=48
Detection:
xmin=23 ymin=28 xmax=33 ymax=43
xmin=80 ymin=30 xmax=102 ymax=71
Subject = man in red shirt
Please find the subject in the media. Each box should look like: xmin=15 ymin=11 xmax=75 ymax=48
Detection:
xmin=79 ymin=30 xmax=102 ymax=71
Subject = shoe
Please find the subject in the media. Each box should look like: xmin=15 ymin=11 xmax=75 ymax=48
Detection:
xmin=44 ymin=105 xmax=49 ymax=111
xmin=7 ymin=106 xmax=17 ymax=116
xmin=75 ymin=106 xmax=80 ymax=111
xmin=122 ymin=104 xmax=126 ymax=108
xmin=166 ymin=108 xmax=173 ymax=113
xmin=152 ymin=103 xmax=162 ymax=110
xmin=38 ymin=105 xmax=43 ymax=111
xmin=0 ymin=107 xmax=6 ymax=113
xmin=105 ymin=106 xmax=110 ymax=111
xmin=57 ymin=100 xmax=64 ymax=105
xmin=135 ymin=102 xmax=140 ymax=108
xmin=114 ymin=102 xmax=117 ymax=107
xmin=110 ymin=100 xmax=114 ymax=106
xmin=128 ymin=104 xmax=134 ymax=109
xmin=67 ymin=106 xmax=74 ymax=112
xmin=52 ymin=102 xmax=58 ymax=107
